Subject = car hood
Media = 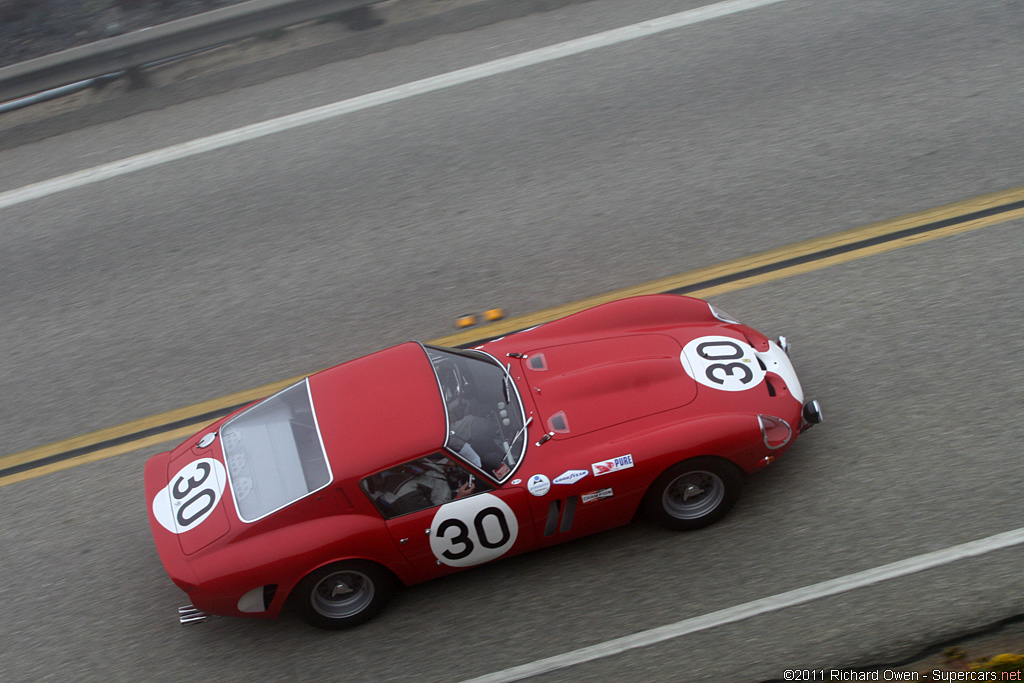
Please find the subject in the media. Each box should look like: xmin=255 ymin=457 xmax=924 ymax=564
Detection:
xmin=520 ymin=333 xmax=697 ymax=438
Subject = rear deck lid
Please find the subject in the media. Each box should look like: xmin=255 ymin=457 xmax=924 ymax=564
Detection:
xmin=153 ymin=452 xmax=232 ymax=555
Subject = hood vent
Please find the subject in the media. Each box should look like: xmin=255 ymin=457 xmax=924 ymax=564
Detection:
xmin=547 ymin=411 xmax=569 ymax=433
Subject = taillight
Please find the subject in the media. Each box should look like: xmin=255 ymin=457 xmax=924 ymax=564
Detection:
xmin=758 ymin=415 xmax=792 ymax=450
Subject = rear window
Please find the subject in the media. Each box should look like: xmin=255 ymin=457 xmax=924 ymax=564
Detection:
xmin=221 ymin=379 xmax=332 ymax=522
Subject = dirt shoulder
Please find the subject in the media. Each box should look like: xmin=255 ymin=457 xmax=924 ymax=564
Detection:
xmin=0 ymin=0 xmax=252 ymax=68
xmin=871 ymin=617 xmax=1024 ymax=678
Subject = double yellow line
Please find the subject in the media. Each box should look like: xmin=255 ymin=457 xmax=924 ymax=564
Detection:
xmin=3 ymin=186 xmax=1023 ymax=487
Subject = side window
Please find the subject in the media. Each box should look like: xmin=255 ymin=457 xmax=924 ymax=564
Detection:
xmin=361 ymin=452 xmax=492 ymax=520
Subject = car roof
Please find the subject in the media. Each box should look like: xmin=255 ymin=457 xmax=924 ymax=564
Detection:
xmin=307 ymin=342 xmax=447 ymax=482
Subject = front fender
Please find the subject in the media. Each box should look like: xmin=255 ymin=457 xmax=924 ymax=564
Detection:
xmin=612 ymin=413 xmax=766 ymax=476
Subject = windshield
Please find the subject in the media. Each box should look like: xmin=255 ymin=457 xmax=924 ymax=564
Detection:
xmin=424 ymin=345 xmax=528 ymax=482
xmin=220 ymin=379 xmax=332 ymax=522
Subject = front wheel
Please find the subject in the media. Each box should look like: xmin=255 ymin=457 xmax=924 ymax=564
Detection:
xmin=642 ymin=457 xmax=744 ymax=531
xmin=291 ymin=560 xmax=397 ymax=629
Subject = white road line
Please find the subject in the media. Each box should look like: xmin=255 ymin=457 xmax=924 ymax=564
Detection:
xmin=460 ymin=527 xmax=1024 ymax=683
xmin=0 ymin=0 xmax=789 ymax=212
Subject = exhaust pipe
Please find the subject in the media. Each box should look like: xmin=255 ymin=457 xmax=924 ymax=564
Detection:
xmin=178 ymin=605 xmax=209 ymax=625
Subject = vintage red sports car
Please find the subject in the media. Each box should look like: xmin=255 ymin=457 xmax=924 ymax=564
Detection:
xmin=145 ymin=294 xmax=822 ymax=629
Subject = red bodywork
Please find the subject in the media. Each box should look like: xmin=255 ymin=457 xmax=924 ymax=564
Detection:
xmin=145 ymin=294 xmax=812 ymax=621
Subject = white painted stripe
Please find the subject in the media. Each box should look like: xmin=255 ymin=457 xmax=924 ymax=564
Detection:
xmin=0 ymin=0 xmax=789 ymax=212
xmin=460 ymin=527 xmax=1024 ymax=683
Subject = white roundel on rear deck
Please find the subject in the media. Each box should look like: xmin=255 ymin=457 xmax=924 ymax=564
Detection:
xmin=681 ymin=336 xmax=765 ymax=392
xmin=152 ymin=458 xmax=227 ymax=534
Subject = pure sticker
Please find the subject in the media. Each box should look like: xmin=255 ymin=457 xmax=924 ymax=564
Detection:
xmin=429 ymin=493 xmax=519 ymax=568
xmin=680 ymin=335 xmax=765 ymax=392
xmin=152 ymin=458 xmax=226 ymax=534
xmin=592 ymin=454 xmax=634 ymax=477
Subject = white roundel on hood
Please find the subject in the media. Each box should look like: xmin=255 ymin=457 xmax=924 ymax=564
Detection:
xmin=680 ymin=335 xmax=765 ymax=392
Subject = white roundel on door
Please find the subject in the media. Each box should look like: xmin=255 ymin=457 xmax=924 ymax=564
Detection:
xmin=681 ymin=335 xmax=765 ymax=392
xmin=429 ymin=493 xmax=519 ymax=568
xmin=152 ymin=458 xmax=227 ymax=534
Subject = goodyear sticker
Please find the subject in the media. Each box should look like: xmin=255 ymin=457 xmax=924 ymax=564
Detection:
xmin=553 ymin=469 xmax=589 ymax=485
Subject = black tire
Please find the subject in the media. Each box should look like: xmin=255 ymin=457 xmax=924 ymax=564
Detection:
xmin=291 ymin=560 xmax=397 ymax=629
xmin=642 ymin=457 xmax=744 ymax=531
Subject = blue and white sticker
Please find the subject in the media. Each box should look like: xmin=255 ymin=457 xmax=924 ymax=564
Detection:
xmin=152 ymin=458 xmax=226 ymax=534
xmin=553 ymin=469 xmax=589 ymax=485
xmin=680 ymin=335 xmax=765 ymax=392
xmin=592 ymin=454 xmax=634 ymax=477
xmin=527 ymin=474 xmax=551 ymax=497
xmin=429 ymin=493 xmax=519 ymax=568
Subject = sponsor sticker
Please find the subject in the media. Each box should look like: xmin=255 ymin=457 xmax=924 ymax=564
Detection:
xmin=527 ymin=474 xmax=551 ymax=497
xmin=581 ymin=487 xmax=614 ymax=503
xmin=553 ymin=469 xmax=589 ymax=485
xmin=510 ymin=478 xmax=522 ymax=485
xmin=592 ymin=454 xmax=634 ymax=477
xmin=493 ymin=463 xmax=510 ymax=479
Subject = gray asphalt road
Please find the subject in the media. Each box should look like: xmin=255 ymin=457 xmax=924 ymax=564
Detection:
xmin=1 ymin=0 xmax=1022 ymax=681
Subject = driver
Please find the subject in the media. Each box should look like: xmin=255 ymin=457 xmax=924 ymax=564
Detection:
xmin=448 ymin=414 xmax=505 ymax=472
xmin=380 ymin=457 xmax=476 ymax=516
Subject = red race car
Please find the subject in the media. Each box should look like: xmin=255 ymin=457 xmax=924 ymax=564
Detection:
xmin=145 ymin=294 xmax=822 ymax=629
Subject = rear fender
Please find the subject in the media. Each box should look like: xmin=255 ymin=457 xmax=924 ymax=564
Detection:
xmin=190 ymin=514 xmax=410 ymax=618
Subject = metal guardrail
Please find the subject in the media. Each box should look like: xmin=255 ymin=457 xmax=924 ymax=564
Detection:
xmin=0 ymin=0 xmax=383 ymax=105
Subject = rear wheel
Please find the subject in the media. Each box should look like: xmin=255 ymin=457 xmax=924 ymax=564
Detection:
xmin=643 ymin=457 xmax=744 ymax=531
xmin=291 ymin=561 xmax=397 ymax=629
